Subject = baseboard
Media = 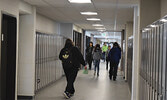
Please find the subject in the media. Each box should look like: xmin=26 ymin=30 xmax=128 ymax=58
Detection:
xmin=18 ymin=96 xmax=34 ymax=100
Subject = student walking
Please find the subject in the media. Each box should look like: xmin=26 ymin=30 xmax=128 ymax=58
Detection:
xmin=86 ymin=42 xmax=94 ymax=70
xmin=93 ymin=44 xmax=102 ymax=76
xmin=108 ymin=42 xmax=121 ymax=81
xmin=59 ymin=39 xmax=86 ymax=99
xmin=106 ymin=45 xmax=111 ymax=70
xmin=102 ymin=43 xmax=108 ymax=62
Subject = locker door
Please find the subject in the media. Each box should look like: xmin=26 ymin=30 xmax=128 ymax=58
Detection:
xmin=162 ymin=23 xmax=167 ymax=100
xmin=158 ymin=24 xmax=164 ymax=100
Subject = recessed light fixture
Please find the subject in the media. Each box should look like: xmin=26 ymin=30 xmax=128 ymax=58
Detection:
xmin=95 ymin=28 xmax=106 ymax=30
xmin=87 ymin=18 xmax=101 ymax=21
xmin=92 ymin=24 xmax=104 ymax=26
xmin=98 ymin=30 xmax=106 ymax=32
xmin=68 ymin=0 xmax=91 ymax=3
xmin=80 ymin=12 xmax=97 ymax=15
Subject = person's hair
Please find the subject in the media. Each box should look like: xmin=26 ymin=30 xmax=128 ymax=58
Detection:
xmin=89 ymin=42 xmax=93 ymax=47
xmin=113 ymin=42 xmax=121 ymax=50
xmin=113 ymin=42 xmax=119 ymax=47
xmin=64 ymin=38 xmax=74 ymax=48
xmin=94 ymin=44 xmax=101 ymax=52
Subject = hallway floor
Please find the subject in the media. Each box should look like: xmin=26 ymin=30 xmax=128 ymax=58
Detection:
xmin=34 ymin=62 xmax=131 ymax=100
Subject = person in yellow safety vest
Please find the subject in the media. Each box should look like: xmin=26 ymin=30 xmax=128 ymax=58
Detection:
xmin=102 ymin=43 xmax=108 ymax=62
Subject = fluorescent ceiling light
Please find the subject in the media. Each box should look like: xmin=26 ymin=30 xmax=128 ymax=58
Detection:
xmin=81 ymin=12 xmax=97 ymax=15
xmin=160 ymin=19 xmax=167 ymax=22
xmin=95 ymin=28 xmax=106 ymax=30
xmin=98 ymin=30 xmax=105 ymax=32
xmin=68 ymin=0 xmax=91 ymax=3
xmin=87 ymin=18 xmax=101 ymax=21
xmin=92 ymin=24 xmax=104 ymax=26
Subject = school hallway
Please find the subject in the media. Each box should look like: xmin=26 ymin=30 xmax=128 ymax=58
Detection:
xmin=34 ymin=62 xmax=131 ymax=100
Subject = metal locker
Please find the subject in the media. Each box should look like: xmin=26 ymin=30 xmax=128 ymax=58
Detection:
xmin=162 ymin=23 xmax=167 ymax=100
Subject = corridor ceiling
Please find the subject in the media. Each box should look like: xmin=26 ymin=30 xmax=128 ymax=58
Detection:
xmin=23 ymin=0 xmax=139 ymax=31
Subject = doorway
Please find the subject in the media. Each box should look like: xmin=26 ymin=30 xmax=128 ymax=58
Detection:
xmin=0 ymin=14 xmax=17 ymax=100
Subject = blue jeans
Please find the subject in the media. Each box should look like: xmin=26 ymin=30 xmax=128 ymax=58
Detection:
xmin=94 ymin=60 xmax=100 ymax=74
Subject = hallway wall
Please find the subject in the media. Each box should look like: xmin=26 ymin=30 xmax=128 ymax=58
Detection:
xmin=36 ymin=14 xmax=60 ymax=35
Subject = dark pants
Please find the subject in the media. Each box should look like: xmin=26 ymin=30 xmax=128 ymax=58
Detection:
xmin=106 ymin=60 xmax=109 ymax=70
xmin=102 ymin=52 xmax=106 ymax=61
xmin=86 ymin=55 xmax=92 ymax=70
xmin=88 ymin=61 xmax=92 ymax=70
xmin=63 ymin=67 xmax=78 ymax=94
xmin=109 ymin=61 xmax=119 ymax=79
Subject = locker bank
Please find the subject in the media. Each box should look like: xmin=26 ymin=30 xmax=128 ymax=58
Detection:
xmin=0 ymin=0 xmax=167 ymax=100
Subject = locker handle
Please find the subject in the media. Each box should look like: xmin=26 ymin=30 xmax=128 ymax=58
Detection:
xmin=37 ymin=79 xmax=40 ymax=83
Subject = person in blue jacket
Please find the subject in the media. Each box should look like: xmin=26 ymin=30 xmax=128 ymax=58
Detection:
xmin=108 ymin=42 xmax=121 ymax=81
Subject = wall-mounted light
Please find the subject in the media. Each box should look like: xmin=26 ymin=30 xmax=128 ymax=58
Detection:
xmin=81 ymin=12 xmax=97 ymax=15
xmin=87 ymin=18 xmax=101 ymax=21
xmin=68 ymin=0 xmax=91 ymax=3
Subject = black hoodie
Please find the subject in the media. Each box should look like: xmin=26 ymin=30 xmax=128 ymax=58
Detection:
xmin=59 ymin=46 xmax=86 ymax=69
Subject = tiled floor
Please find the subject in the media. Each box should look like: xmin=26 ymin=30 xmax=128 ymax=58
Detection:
xmin=34 ymin=62 xmax=131 ymax=100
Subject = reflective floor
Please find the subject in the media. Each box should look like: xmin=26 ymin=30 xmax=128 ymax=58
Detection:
xmin=34 ymin=62 xmax=131 ymax=100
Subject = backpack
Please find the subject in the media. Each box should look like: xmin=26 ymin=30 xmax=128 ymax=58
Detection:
xmin=61 ymin=48 xmax=73 ymax=65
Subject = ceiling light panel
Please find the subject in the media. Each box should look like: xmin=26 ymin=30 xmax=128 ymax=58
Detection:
xmin=87 ymin=18 xmax=101 ymax=21
xmin=92 ymin=24 xmax=104 ymax=26
xmin=68 ymin=0 xmax=92 ymax=3
xmin=81 ymin=12 xmax=98 ymax=15
xmin=95 ymin=28 xmax=106 ymax=30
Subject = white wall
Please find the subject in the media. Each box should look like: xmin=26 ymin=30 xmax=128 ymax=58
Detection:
xmin=0 ymin=0 xmax=19 ymax=100
xmin=19 ymin=0 xmax=33 ymax=15
xmin=18 ymin=8 xmax=36 ymax=96
xmin=73 ymin=25 xmax=83 ymax=33
xmin=131 ymin=6 xmax=140 ymax=100
xmin=60 ymin=23 xmax=73 ymax=39
xmin=140 ymin=0 xmax=160 ymax=29
xmin=36 ymin=14 xmax=60 ymax=34
xmin=161 ymin=0 xmax=167 ymax=17
xmin=125 ymin=22 xmax=133 ymax=81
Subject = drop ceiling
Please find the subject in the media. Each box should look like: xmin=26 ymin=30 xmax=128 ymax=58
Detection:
xmin=23 ymin=0 xmax=138 ymax=31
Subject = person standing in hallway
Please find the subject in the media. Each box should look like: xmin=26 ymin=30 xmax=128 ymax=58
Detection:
xmin=102 ymin=43 xmax=108 ymax=62
xmin=108 ymin=42 xmax=121 ymax=81
xmin=106 ymin=45 xmax=111 ymax=70
xmin=86 ymin=42 xmax=94 ymax=70
xmin=59 ymin=39 xmax=86 ymax=99
xmin=93 ymin=44 xmax=102 ymax=76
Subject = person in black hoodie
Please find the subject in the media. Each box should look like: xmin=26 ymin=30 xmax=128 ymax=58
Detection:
xmin=108 ymin=42 xmax=121 ymax=81
xmin=59 ymin=38 xmax=86 ymax=99
xmin=86 ymin=42 xmax=94 ymax=70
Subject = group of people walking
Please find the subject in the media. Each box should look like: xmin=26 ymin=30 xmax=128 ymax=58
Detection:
xmin=59 ymin=38 xmax=121 ymax=99
xmin=86 ymin=42 xmax=121 ymax=79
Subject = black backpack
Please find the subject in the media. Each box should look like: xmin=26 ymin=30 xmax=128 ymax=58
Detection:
xmin=61 ymin=47 xmax=73 ymax=65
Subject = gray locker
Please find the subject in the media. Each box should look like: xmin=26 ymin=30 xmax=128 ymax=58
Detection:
xmin=35 ymin=32 xmax=66 ymax=92
xmin=140 ymin=20 xmax=167 ymax=100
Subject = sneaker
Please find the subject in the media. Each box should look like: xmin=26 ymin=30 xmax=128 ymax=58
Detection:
xmin=94 ymin=72 xmax=96 ymax=76
xmin=97 ymin=73 xmax=99 ymax=76
xmin=63 ymin=92 xmax=71 ymax=99
xmin=113 ymin=78 xmax=116 ymax=81
xmin=70 ymin=93 xmax=74 ymax=97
